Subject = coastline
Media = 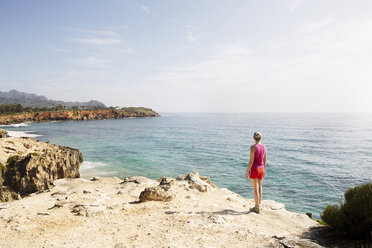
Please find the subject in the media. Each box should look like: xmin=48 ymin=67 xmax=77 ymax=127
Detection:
xmin=0 ymin=135 xmax=326 ymax=247
xmin=2 ymin=134 xmax=363 ymax=247
xmin=0 ymin=108 xmax=159 ymax=125
xmin=4 ymin=113 xmax=370 ymax=221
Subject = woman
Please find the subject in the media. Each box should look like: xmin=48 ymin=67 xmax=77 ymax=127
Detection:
xmin=245 ymin=132 xmax=267 ymax=214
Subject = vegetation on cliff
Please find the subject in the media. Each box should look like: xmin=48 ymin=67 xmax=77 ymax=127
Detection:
xmin=120 ymin=107 xmax=159 ymax=116
xmin=0 ymin=103 xmax=106 ymax=116
xmin=0 ymin=90 xmax=159 ymax=124
xmin=321 ymin=182 xmax=372 ymax=239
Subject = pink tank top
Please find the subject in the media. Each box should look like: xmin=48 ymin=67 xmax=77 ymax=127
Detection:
xmin=252 ymin=144 xmax=266 ymax=169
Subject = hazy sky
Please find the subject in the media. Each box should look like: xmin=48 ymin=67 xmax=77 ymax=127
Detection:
xmin=1 ymin=0 xmax=372 ymax=112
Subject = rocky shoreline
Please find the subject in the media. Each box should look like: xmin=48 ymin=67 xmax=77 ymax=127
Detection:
xmin=0 ymin=108 xmax=159 ymax=125
xmin=0 ymin=135 xmax=327 ymax=248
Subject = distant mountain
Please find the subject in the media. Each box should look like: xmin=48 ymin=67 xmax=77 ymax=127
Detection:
xmin=0 ymin=90 xmax=106 ymax=108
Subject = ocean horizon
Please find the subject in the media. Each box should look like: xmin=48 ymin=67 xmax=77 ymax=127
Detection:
xmin=2 ymin=112 xmax=372 ymax=219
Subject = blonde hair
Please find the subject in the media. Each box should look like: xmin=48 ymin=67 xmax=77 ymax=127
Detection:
xmin=253 ymin=132 xmax=262 ymax=142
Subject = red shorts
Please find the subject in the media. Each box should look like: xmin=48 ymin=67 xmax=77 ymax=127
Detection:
xmin=249 ymin=167 xmax=265 ymax=179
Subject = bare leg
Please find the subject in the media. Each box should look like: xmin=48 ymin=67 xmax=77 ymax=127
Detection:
xmin=250 ymin=179 xmax=259 ymax=207
xmin=257 ymin=179 xmax=263 ymax=205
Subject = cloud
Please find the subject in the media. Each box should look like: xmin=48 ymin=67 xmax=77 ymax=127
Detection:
xmin=186 ymin=25 xmax=198 ymax=43
xmin=93 ymin=29 xmax=118 ymax=37
xmin=73 ymin=56 xmax=111 ymax=68
xmin=77 ymin=38 xmax=122 ymax=45
xmin=102 ymin=47 xmax=133 ymax=54
xmin=138 ymin=17 xmax=372 ymax=112
xmin=185 ymin=24 xmax=196 ymax=30
xmin=71 ymin=27 xmax=132 ymax=52
xmin=140 ymin=4 xmax=150 ymax=13
xmin=71 ymin=27 xmax=125 ymax=46
xmin=50 ymin=47 xmax=69 ymax=53
xmin=289 ymin=0 xmax=303 ymax=11
xmin=302 ymin=17 xmax=334 ymax=33
xmin=187 ymin=32 xmax=198 ymax=42
xmin=43 ymin=17 xmax=372 ymax=112
xmin=72 ymin=28 xmax=120 ymax=37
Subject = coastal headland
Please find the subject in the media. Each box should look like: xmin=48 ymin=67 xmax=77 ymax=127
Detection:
xmin=0 ymin=134 xmax=326 ymax=248
xmin=0 ymin=108 xmax=159 ymax=125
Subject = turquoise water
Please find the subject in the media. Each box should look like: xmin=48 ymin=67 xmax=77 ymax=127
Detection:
xmin=2 ymin=113 xmax=372 ymax=218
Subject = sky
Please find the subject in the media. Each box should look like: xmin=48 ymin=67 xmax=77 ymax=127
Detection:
xmin=1 ymin=0 xmax=372 ymax=112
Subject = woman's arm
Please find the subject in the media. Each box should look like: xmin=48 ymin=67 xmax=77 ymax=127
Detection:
xmin=245 ymin=146 xmax=255 ymax=180
xmin=264 ymin=149 xmax=267 ymax=169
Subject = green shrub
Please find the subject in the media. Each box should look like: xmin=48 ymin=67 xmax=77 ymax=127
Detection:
xmin=314 ymin=219 xmax=327 ymax=225
xmin=321 ymin=205 xmax=346 ymax=230
xmin=343 ymin=183 xmax=372 ymax=238
xmin=321 ymin=182 xmax=372 ymax=239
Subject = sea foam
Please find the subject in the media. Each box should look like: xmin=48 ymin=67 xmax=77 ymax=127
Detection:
xmin=80 ymin=161 xmax=107 ymax=171
xmin=6 ymin=130 xmax=41 ymax=138
xmin=0 ymin=122 xmax=30 ymax=127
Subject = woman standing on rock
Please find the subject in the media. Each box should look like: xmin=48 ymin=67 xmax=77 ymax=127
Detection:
xmin=245 ymin=132 xmax=267 ymax=214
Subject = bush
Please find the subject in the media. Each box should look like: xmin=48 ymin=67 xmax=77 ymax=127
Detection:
xmin=321 ymin=205 xmax=346 ymax=230
xmin=321 ymin=182 xmax=372 ymax=239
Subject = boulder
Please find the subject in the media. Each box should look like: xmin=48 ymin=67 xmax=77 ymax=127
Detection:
xmin=139 ymin=177 xmax=175 ymax=202
xmin=0 ymin=129 xmax=7 ymax=138
xmin=177 ymin=171 xmax=211 ymax=192
xmin=138 ymin=172 xmax=215 ymax=202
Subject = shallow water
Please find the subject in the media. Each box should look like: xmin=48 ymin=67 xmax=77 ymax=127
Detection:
xmin=3 ymin=113 xmax=372 ymax=218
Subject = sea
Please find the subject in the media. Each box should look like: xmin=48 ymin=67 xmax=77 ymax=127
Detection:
xmin=2 ymin=113 xmax=372 ymax=218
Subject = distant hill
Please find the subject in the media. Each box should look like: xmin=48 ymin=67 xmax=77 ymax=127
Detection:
xmin=0 ymin=90 xmax=106 ymax=108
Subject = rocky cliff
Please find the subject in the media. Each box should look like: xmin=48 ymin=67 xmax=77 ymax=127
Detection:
xmin=0 ymin=108 xmax=159 ymax=125
xmin=0 ymin=137 xmax=82 ymax=201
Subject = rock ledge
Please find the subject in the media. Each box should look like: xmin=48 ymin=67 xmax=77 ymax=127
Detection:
xmin=0 ymin=137 xmax=82 ymax=201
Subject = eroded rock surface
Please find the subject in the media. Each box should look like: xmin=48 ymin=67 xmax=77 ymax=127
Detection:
xmin=0 ymin=128 xmax=7 ymax=138
xmin=176 ymin=171 xmax=212 ymax=192
xmin=0 ymin=137 xmax=82 ymax=201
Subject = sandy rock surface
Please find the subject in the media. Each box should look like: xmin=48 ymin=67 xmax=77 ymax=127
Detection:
xmin=0 ymin=172 xmax=321 ymax=248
